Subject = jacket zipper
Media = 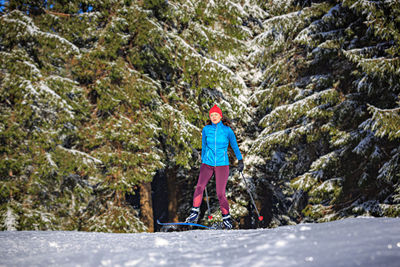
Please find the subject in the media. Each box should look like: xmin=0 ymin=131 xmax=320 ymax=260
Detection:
xmin=214 ymin=123 xmax=218 ymax=167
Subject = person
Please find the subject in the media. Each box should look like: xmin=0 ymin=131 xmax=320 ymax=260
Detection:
xmin=185 ymin=104 xmax=244 ymax=229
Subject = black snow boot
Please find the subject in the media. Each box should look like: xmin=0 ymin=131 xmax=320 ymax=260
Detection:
xmin=222 ymin=213 xmax=233 ymax=229
xmin=185 ymin=207 xmax=200 ymax=223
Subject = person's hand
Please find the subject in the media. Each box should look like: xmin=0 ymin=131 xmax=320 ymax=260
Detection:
xmin=238 ymin=159 xmax=244 ymax=172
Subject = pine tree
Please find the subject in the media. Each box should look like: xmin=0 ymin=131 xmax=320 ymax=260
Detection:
xmin=0 ymin=0 xmax=264 ymax=231
xmin=247 ymin=0 xmax=400 ymax=224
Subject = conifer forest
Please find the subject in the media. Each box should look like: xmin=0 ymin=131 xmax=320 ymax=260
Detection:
xmin=1 ymin=0 xmax=399 ymax=233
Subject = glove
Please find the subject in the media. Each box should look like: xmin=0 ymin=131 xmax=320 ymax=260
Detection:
xmin=238 ymin=159 xmax=244 ymax=172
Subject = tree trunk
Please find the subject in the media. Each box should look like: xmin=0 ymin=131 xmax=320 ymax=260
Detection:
xmin=167 ymin=168 xmax=179 ymax=222
xmin=139 ymin=182 xmax=154 ymax=232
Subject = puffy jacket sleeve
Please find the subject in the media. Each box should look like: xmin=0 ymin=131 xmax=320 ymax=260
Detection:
xmin=227 ymin=127 xmax=243 ymax=161
xmin=201 ymin=127 xmax=207 ymax=161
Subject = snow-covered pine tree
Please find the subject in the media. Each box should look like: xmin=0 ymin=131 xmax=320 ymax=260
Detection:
xmin=0 ymin=0 xmax=267 ymax=231
xmin=247 ymin=0 xmax=400 ymax=225
xmin=0 ymin=6 xmax=92 ymax=230
xmin=0 ymin=1 xmax=158 ymax=232
xmin=342 ymin=0 xmax=400 ymax=217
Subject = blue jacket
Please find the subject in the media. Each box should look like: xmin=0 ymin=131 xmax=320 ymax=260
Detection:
xmin=201 ymin=121 xmax=243 ymax=166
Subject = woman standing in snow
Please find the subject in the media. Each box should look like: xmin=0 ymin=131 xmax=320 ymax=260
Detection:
xmin=185 ymin=105 xmax=244 ymax=229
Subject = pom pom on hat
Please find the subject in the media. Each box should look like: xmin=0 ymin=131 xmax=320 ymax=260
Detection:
xmin=209 ymin=105 xmax=223 ymax=118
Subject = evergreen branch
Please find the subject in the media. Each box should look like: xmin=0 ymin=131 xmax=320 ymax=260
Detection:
xmin=365 ymin=104 xmax=400 ymax=140
xmin=44 ymin=10 xmax=72 ymax=18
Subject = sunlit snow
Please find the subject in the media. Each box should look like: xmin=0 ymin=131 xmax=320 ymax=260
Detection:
xmin=1 ymin=217 xmax=399 ymax=267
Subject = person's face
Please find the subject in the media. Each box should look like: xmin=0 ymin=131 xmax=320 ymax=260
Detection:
xmin=210 ymin=112 xmax=221 ymax=124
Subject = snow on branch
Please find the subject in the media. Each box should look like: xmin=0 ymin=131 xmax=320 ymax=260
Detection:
xmin=2 ymin=10 xmax=80 ymax=55
xmin=344 ymin=46 xmax=400 ymax=76
xmin=57 ymin=145 xmax=103 ymax=165
xmin=259 ymin=88 xmax=339 ymax=132
xmin=377 ymin=148 xmax=400 ymax=184
xmin=3 ymin=206 xmax=18 ymax=231
xmin=291 ymin=172 xmax=318 ymax=191
xmin=295 ymin=4 xmax=345 ymax=46
xmin=226 ymin=0 xmax=249 ymax=17
xmin=254 ymin=8 xmax=307 ymax=46
xmin=250 ymin=122 xmax=315 ymax=156
xmin=242 ymin=0 xmax=269 ymax=19
xmin=352 ymin=132 xmax=374 ymax=155
xmin=174 ymin=34 xmax=247 ymax=88
xmin=21 ymin=79 xmax=75 ymax=118
xmin=310 ymin=150 xmax=342 ymax=173
xmin=362 ymin=104 xmax=400 ymax=140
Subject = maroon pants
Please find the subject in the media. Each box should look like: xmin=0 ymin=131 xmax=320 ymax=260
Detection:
xmin=193 ymin=164 xmax=230 ymax=215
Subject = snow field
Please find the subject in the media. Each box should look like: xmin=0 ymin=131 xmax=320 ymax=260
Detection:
xmin=1 ymin=217 xmax=400 ymax=267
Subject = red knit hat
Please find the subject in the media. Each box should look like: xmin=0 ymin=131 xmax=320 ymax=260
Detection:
xmin=209 ymin=104 xmax=223 ymax=118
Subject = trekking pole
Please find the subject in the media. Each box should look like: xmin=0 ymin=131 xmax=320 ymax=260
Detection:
xmin=204 ymin=186 xmax=213 ymax=220
xmin=240 ymin=171 xmax=263 ymax=221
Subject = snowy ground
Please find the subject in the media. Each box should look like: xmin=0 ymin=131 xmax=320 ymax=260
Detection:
xmin=1 ymin=217 xmax=399 ymax=267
